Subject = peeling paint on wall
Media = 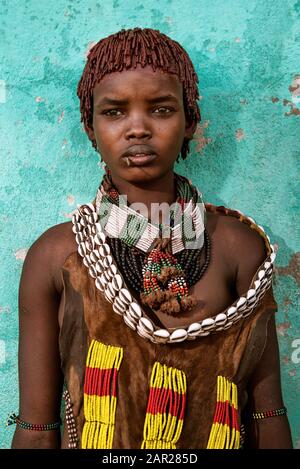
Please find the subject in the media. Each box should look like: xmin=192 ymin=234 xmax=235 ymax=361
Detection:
xmin=235 ymin=128 xmax=245 ymax=141
xmin=276 ymin=252 xmax=300 ymax=287
xmin=14 ymin=249 xmax=28 ymax=262
xmin=193 ymin=122 xmax=212 ymax=153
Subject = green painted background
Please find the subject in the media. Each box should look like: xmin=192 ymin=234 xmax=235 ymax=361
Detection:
xmin=0 ymin=0 xmax=299 ymax=448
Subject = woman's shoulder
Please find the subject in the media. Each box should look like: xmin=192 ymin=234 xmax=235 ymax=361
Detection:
xmin=205 ymin=202 xmax=275 ymax=294
xmin=205 ymin=202 xmax=272 ymax=254
xmin=24 ymin=221 xmax=78 ymax=293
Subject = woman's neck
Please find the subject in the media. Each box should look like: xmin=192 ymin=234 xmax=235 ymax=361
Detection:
xmin=109 ymin=171 xmax=177 ymax=224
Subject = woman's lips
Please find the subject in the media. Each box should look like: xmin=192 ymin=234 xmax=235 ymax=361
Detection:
xmin=126 ymin=153 xmax=157 ymax=166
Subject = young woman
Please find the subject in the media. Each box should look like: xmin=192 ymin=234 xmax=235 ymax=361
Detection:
xmin=10 ymin=28 xmax=292 ymax=449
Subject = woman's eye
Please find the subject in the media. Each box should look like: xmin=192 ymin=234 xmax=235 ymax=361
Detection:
xmin=103 ymin=109 xmax=122 ymax=117
xmin=154 ymin=107 xmax=172 ymax=113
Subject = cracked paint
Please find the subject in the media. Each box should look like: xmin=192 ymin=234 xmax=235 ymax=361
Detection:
xmin=282 ymin=355 xmax=290 ymax=364
xmin=283 ymin=99 xmax=300 ymax=116
xmin=14 ymin=248 xmax=28 ymax=261
xmin=58 ymin=110 xmax=65 ymax=123
xmin=289 ymin=75 xmax=300 ymax=98
xmin=193 ymin=122 xmax=212 ymax=153
xmin=67 ymin=194 xmax=75 ymax=206
xmin=277 ymin=322 xmax=291 ymax=337
xmin=276 ymin=252 xmax=300 ymax=286
xmin=235 ymin=128 xmax=245 ymax=141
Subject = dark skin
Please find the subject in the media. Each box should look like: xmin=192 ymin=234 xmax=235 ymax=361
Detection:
xmin=12 ymin=66 xmax=292 ymax=448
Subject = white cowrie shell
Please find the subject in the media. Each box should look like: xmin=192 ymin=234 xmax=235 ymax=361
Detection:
xmin=215 ymin=313 xmax=227 ymax=326
xmin=95 ymin=277 xmax=105 ymax=292
xmin=88 ymin=265 xmax=97 ymax=279
xmin=82 ymin=203 xmax=94 ymax=215
xmin=72 ymin=222 xmax=82 ymax=234
xmin=139 ymin=317 xmax=154 ymax=333
xmin=227 ymin=306 xmax=237 ymax=319
xmin=170 ymin=329 xmax=188 ymax=343
xmin=247 ymin=289 xmax=256 ymax=299
xmin=90 ymin=250 xmax=100 ymax=263
xmin=270 ymin=252 xmax=276 ymax=263
xmin=88 ymin=212 xmax=98 ymax=224
xmin=129 ymin=302 xmax=142 ymax=319
xmin=78 ymin=244 xmax=86 ymax=258
xmin=100 ymin=243 xmax=111 ymax=257
xmin=254 ymin=280 xmax=261 ymax=290
xmin=95 ymin=260 xmax=104 ymax=274
xmin=119 ymin=288 xmax=132 ymax=305
xmin=153 ymin=329 xmax=170 ymax=341
xmin=100 ymin=273 xmax=108 ymax=286
xmin=258 ymin=270 xmax=265 ymax=280
xmin=114 ymin=296 xmax=127 ymax=310
xmin=72 ymin=213 xmax=80 ymax=224
xmin=107 ymin=282 xmax=117 ymax=298
xmin=94 ymin=232 xmax=106 ymax=245
xmin=107 ymin=264 xmax=117 ymax=278
xmin=123 ymin=314 xmax=137 ymax=331
xmin=201 ymin=318 xmax=215 ymax=330
xmin=236 ymin=296 xmax=247 ymax=309
xmin=104 ymin=287 xmax=114 ymax=303
xmin=75 ymin=232 xmax=84 ymax=244
xmin=111 ymin=274 xmax=123 ymax=291
xmin=103 ymin=255 xmax=113 ymax=268
xmin=112 ymin=302 xmax=125 ymax=316
xmin=187 ymin=323 xmax=202 ymax=334
xmin=136 ymin=325 xmax=152 ymax=340
xmin=104 ymin=270 xmax=111 ymax=282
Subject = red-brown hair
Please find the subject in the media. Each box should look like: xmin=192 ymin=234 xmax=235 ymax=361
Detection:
xmin=77 ymin=27 xmax=201 ymax=160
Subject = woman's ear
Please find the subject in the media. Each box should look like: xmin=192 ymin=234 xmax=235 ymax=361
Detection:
xmin=85 ymin=122 xmax=95 ymax=141
xmin=184 ymin=119 xmax=196 ymax=140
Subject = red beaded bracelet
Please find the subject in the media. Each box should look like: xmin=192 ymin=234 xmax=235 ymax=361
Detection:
xmin=251 ymin=406 xmax=287 ymax=420
xmin=6 ymin=413 xmax=61 ymax=431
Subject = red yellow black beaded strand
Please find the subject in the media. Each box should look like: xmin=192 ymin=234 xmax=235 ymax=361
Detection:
xmin=6 ymin=413 xmax=61 ymax=431
xmin=251 ymin=406 xmax=287 ymax=420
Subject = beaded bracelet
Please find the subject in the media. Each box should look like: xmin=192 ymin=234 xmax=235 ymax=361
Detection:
xmin=251 ymin=406 xmax=287 ymax=420
xmin=6 ymin=413 xmax=61 ymax=431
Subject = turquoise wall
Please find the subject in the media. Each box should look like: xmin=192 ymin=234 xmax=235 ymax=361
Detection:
xmin=0 ymin=0 xmax=299 ymax=448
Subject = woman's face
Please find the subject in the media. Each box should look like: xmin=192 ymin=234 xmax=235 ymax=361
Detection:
xmin=88 ymin=64 xmax=193 ymax=186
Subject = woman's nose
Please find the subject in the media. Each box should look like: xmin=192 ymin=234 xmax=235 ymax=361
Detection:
xmin=124 ymin=114 xmax=152 ymax=140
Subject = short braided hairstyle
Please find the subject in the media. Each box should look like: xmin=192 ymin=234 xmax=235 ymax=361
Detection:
xmin=77 ymin=27 xmax=201 ymax=160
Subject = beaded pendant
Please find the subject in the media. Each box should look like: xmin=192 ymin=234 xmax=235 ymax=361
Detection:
xmin=140 ymin=248 xmax=197 ymax=316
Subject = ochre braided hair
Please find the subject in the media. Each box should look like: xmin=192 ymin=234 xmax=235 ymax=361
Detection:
xmin=77 ymin=27 xmax=201 ymax=160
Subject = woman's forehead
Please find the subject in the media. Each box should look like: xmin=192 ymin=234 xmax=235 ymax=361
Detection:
xmin=93 ymin=65 xmax=183 ymax=101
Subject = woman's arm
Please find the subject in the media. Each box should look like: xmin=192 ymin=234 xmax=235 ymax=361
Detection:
xmin=230 ymin=218 xmax=293 ymax=448
xmin=11 ymin=224 xmax=73 ymax=448
xmin=244 ymin=315 xmax=293 ymax=448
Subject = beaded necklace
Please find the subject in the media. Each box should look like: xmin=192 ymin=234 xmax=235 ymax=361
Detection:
xmin=96 ymin=168 xmax=210 ymax=316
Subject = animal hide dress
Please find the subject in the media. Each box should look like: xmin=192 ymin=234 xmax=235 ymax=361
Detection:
xmin=58 ymin=202 xmax=278 ymax=449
